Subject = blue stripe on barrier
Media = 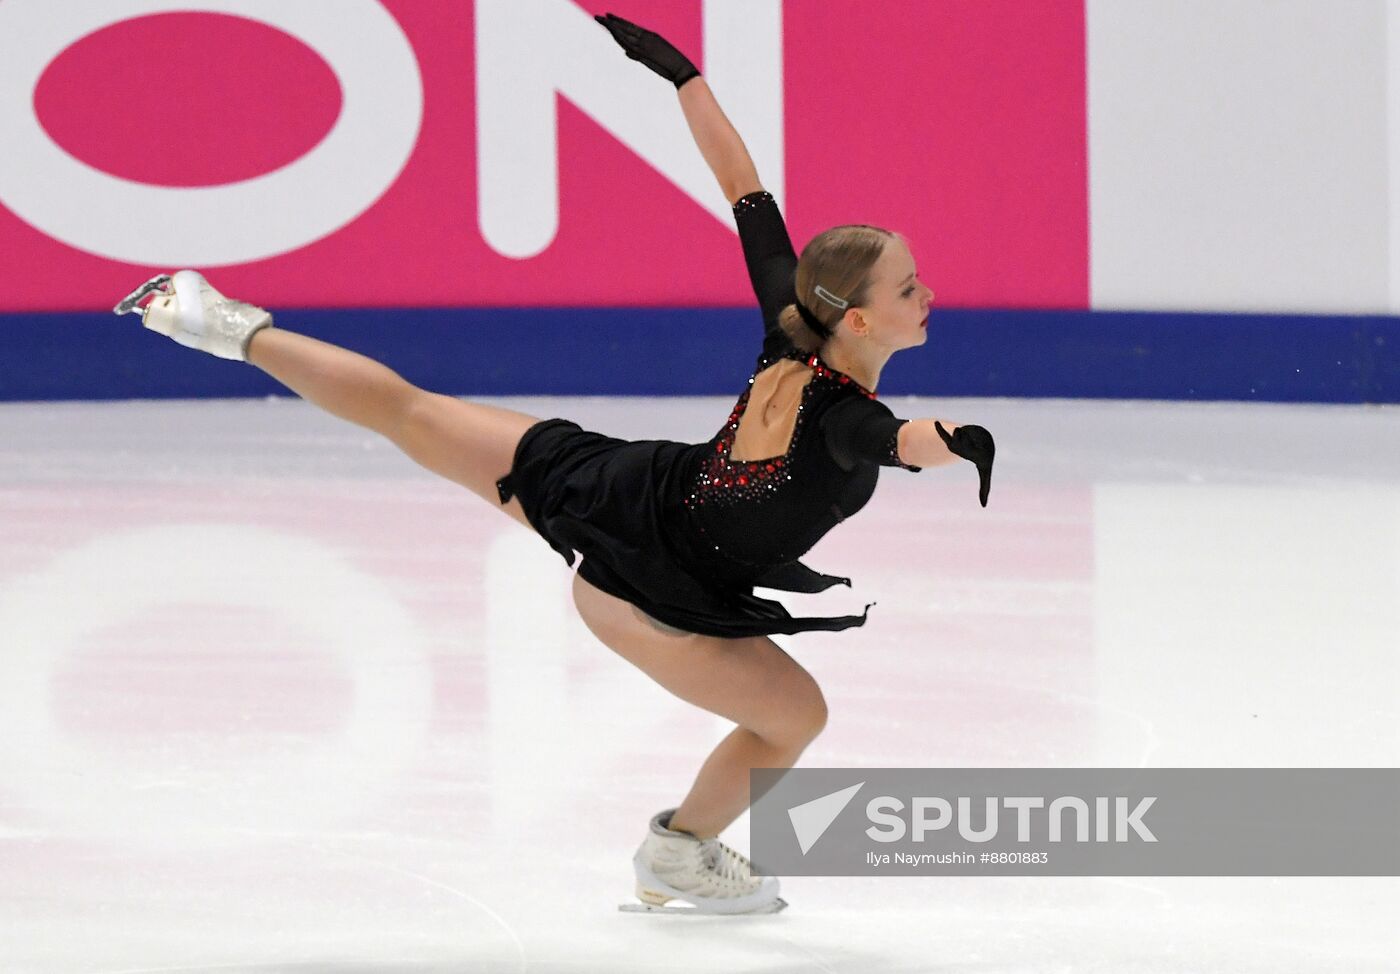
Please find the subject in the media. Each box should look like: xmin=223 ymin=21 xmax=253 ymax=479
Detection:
xmin=3 ymin=306 xmax=1398 ymax=403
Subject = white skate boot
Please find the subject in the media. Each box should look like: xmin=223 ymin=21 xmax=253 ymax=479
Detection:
xmin=114 ymin=271 xmax=273 ymax=361
xmin=619 ymin=809 xmax=787 ymax=915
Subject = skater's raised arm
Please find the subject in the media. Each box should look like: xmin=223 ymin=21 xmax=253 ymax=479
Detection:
xmin=596 ymin=12 xmax=761 ymax=202
xmin=677 ymin=78 xmax=762 ymax=204
xmin=598 ymin=11 xmax=790 ymax=346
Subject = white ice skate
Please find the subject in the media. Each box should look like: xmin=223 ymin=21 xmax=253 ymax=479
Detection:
xmin=114 ymin=270 xmax=272 ymax=361
xmin=619 ymin=809 xmax=787 ymax=915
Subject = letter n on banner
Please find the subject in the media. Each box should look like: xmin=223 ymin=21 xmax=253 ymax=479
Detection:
xmin=475 ymin=0 xmax=784 ymax=259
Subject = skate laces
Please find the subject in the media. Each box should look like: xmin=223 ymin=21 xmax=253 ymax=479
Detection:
xmin=699 ymin=838 xmax=750 ymax=884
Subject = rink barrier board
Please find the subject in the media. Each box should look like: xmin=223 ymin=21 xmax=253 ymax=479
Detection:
xmin=3 ymin=307 xmax=1397 ymax=404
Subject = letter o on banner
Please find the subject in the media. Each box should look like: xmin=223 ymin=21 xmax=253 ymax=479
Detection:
xmin=0 ymin=0 xmax=423 ymax=266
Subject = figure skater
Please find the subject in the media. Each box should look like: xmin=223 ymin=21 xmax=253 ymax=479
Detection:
xmin=113 ymin=12 xmax=994 ymax=915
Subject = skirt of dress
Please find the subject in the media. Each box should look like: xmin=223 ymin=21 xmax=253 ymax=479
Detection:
xmin=495 ymin=418 xmax=872 ymax=639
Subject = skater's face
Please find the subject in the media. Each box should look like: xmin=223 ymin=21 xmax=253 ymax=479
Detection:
xmin=848 ymin=238 xmax=933 ymax=352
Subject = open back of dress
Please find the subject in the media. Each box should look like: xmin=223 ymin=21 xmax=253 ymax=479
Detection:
xmin=729 ymin=359 xmax=814 ymax=462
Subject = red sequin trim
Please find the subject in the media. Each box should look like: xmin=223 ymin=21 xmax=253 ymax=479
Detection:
xmin=683 ymin=352 xmax=874 ymax=510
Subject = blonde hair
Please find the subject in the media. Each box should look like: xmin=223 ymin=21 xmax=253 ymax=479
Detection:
xmin=778 ymin=225 xmax=898 ymax=354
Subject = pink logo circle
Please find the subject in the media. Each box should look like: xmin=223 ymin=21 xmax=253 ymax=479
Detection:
xmin=35 ymin=12 xmax=342 ymax=187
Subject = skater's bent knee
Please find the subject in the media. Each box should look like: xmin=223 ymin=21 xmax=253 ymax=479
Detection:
xmin=793 ymin=691 xmax=828 ymax=743
xmin=759 ymin=681 xmax=827 ymax=750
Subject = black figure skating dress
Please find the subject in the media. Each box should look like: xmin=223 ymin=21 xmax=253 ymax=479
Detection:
xmin=495 ymin=190 xmax=922 ymax=638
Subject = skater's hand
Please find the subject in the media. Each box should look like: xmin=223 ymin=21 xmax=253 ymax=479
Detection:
xmin=935 ymin=421 xmax=995 ymax=508
xmin=595 ymin=12 xmax=701 ymax=90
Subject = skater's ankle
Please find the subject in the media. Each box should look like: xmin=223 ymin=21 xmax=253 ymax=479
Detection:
xmin=665 ymin=815 xmax=713 ymax=840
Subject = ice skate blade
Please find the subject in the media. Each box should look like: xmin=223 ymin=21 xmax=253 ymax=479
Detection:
xmin=113 ymin=274 xmax=172 ymax=316
xmin=619 ymin=897 xmax=787 ymax=915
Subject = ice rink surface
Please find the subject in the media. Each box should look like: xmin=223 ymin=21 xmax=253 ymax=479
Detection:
xmin=1 ymin=393 xmax=1397 ymax=973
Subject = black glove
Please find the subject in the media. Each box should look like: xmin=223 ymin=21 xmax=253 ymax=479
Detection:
xmin=595 ymin=12 xmax=701 ymax=90
xmin=935 ymin=421 xmax=995 ymax=508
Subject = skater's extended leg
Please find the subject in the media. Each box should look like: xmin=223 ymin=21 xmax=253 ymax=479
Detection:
xmin=246 ymin=328 xmax=416 ymax=438
xmin=571 ymin=573 xmax=827 ymax=840
xmin=245 ymin=328 xmax=540 ymax=526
